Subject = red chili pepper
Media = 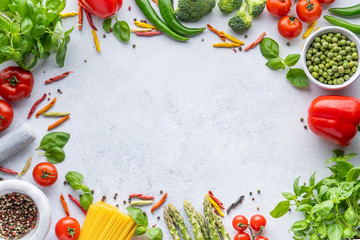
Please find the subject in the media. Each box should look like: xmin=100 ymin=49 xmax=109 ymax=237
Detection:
xmin=84 ymin=10 xmax=97 ymax=31
xmin=78 ymin=0 xmax=122 ymax=18
xmin=45 ymin=71 xmax=71 ymax=85
xmin=308 ymin=95 xmax=360 ymax=146
xmin=0 ymin=167 xmax=18 ymax=175
xmin=27 ymin=93 xmax=47 ymax=119
xmin=208 ymin=191 xmax=225 ymax=210
xmin=68 ymin=194 xmax=87 ymax=215
xmin=135 ymin=31 xmax=162 ymax=37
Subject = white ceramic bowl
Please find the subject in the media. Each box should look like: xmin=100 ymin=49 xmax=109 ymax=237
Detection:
xmin=301 ymin=26 xmax=360 ymax=90
xmin=0 ymin=180 xmax=51 ymax=240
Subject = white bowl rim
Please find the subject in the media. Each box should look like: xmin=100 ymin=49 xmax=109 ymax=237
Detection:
xmin=0 ymin=180 xmax=51 ymax=240
xmin=301 ymin=26 xmax=360 ymax=90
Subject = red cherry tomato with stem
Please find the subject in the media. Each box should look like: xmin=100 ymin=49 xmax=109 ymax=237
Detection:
xmin=256 ymin=237 xmax=269 ymax=240
xmin=55 ymin=217 xmax=81 ymax=240
xmin=32 ymin=162 xmax=58 ymax=187
xmin=250 ymin=214 xmax=267 ymax=231
xmin=0 ymin=66 xmax=34 ymax=101
xmin=266 ymin=0 xmax=291 ymax=17
xmin=318 ymin=0 xmax=335 ymax=4
xmin=296 ymin=0 xmax=322 ymax=23
xmin=0 ymin=100 xmax=13 ymax=132
xmin=234 ymin=232 xmax=251 ymax=240
xmin=232 ymin=215 xmax=248 ymax=232
xmin=278 ymin=15 xmax=303 ymax=38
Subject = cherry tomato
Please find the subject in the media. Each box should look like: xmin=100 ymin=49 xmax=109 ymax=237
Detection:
xmin=250 ymin=214 xmax=267 ymax=231
xmin=278 ymin=15 xmax=303 ymax=38
xmin=318 ymin=0 xmax=335 ymax=4
xmin=234 ymin=232 xmax=251 ymax=240
xmin=0 ymin=66 xmax=34 ymax=101
xmin=0 ymin=100 xmax=13 ymax=132
xmin=296 ymin=0 xmax=322 ymax=23
xmin=55 ymin=217 xmax=81 ymax=240
xmin=232 ymin=215 xmax=248 ymax=232
xmin=266 ymin=0 xmax=291 ymax=17
xmin=32 ymin=162 xmax=58 ymax=186
xmin=256 ymin=237 xmax=269 ymax=240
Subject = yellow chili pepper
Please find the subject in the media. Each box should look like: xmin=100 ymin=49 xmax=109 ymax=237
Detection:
xmin=302 ymin=20 xmax=317 ymax=39
xmin=60 ymin=12 xmax=78 ymax=18
xmin=92 ymin=30 xmax=100 ymax=53
xmin=134 ymin=21 xmax=158 ymax=30
xmin=220 ymin=31 xmax=244 ymax=45
xmin=213 ymin=42 xmax=242 ymax=48
xmin=208 ymin=195 xmax=224 ymax=217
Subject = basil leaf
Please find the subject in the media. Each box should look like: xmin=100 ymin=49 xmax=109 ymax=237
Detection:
xmin=309 ymin=172 xmax=316 ymax=187
xmin=342 ymin=153 xmax=358 ymax=161
xmin=293 ymin=176 xmax=301 ymax=196
xmin=56 ymin=37 xmax=68 ymax=67
xmin=317 ymin=200 xmax=333 ymax=217
xmin=285 ymin=54 xmax=300 ymax=67
xmin=45 ymin=0 xmax=61 ymax=11
xmin=10 ymin=22 xmax=20 ymax=35
xmin=337 ymin=160 xmax=353 ymax=179
xmin=38 ymin=132 xmax=70 ymax=151
xmin=113 ymin=20 xmax=130 ymax=43
xmin=127 ymin=207 xmax=147 ymax=226
xmin=0 ymin=0 xmax=10 ymax=10
xmin=286 ymin=68 xmax=308 ymax=87
xmin=346 ymin=167 xmax=360 ymax=182
xmin=326 ymin=223 xmax=343 ymax=240
xmin=80 ymin=192 xmax=93 ymax=210
xmin=146 ymin=227 xmax=163 ymax=240
xmin=270 ymin=200 xmax=290 ymax=218
xmin=81 ymin=185 xmax=91 ymax=193
xmin=344 ymin=207 xmax=358 ymax=226
xmin=103 ymin=18 xmax=112 ymax=33
xmin=282 ymin=192 xmax=296 ymax=200
xmin=290 ymin=220 xmax=308 ymax=231
xmin=45 ymin=146 xmax=65 ymax=164
xmin=21 ymin=17 xmax=33 ymax=34
xmin=57 ymin=0 xmax=66 ymax=13
xmin=65 ymin=171 xmax=84 ymax=188
xmin=265 ymin=58 xmax=284 ymax=70
xmin=260 ymin=37 xmax=279 ymax=60
xmin=295 ymin=204 xmax=312 ymax=212
xmin=135 ymin=226 xmax=147 ymax=235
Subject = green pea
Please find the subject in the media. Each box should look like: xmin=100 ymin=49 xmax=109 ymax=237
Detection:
xmin=319 ymin=77 xmax=325 ymax=82
xmin=340 ymin=50 xmax=346 ymax=56
xmin=338 ymin=78 xmax=344 ymax=84
xmin=326 ymin=36 xmax=332 ymax=42
xmin=314 ymin=58 xmax=320 ymax=64
xmin=332 ymin=66 xmax=338 ymax=72
xmin=327 ymin=52 xmax=334 ymax=58
xmin=329 ymin=60 xmax=335 ymax=66
xmin=347 ymin=40 xmax=350 ymax=45
xmin=321 ymin=34 xmax=327 ymax=39
xmin=334 ymin=72 xmax=339 ymax=78
xmin=343 ymin=62 xmax=350 ymax=69
xmin=345 ymin=68 xmax=350 ymax=74
xmin=340 ymin=39 xmax=346 ymax=45
xmin=312 ymin=72 xmax=319 ymax=78
xmin=346 ymin=55 xmax=352 ymax=61
xmin=345 ymin=46 xmax=352 ymax=52
xmin=307 ymin=61 xmax=312 ymax=66
xmin=306 ymin=54 xmax=311 ymax=59
xmin=334 ymin=52 xmax=339 ymax=57
xmin=333 ymin=79 xmax=338 ymax=84
xmin=353 ymin=61 xmax=358 ymax=67
xmin=309 ymin=66 xmax=314 ymax=72
xmin=352 ymin=66 xmax=357 ymax=72
xmin=352 ymin=52 xmax=358 ymax=60
xmin=332 ymin=37 xmax=338 ymax=43
xmin=344 ymin=75 xmax=350 ymax=81
xmin=308 ymin=49 xmax=313 ymax=54
xmin=313 ymin=49 xmax=318 ymax=54
xmin=336 ymin=33 xmax=342 ymax=38
xmin=323 ymin=72 xmax=328 ymax=78
xmin=323 ymin=42 xmax=329 ymax=48
xmin=326 ymin=76 xmax=331 ymax=80
xmin=350 ymin=71 xmax=354 ymax=76
xmin=350 ymin=42 xmax=356 ymax=47
xmin=314 ymin=66 xmax=319 ymax=72
xmin=318 ymin=69 xmax=323 ymax=75
xmin=315 ymin=43 xmax=321 ymax=49
xmin=352 ymin=47 xmax=357 ymax=52
xmin=320 ymin=55 xmax=326 ymax=61
xmin=328 ymin=69 xmax=333 ymax=75
xmin=319 ymin=64 xmax=324 ymax=69
xmin=336 ymin=55 xmax=342 ymax=61
xmin=325 ymin=63 xmax=330 ymax=68
xmin=334 ymin=46 xmax=340 ymax=52
xmin=328 ymin=80 xmax=333 ymax=85
xmin=328 ymin=33 xmax=333 ymax=38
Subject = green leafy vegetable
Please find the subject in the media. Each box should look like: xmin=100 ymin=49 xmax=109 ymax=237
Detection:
xmin=127 ymin=207 xmax=163 ymax=240
xmin=103 ymin=18 xmax=112 ymax=33
xmin=37 ymin=132 xmax=70 ymax=164
xmin=66 ymin=171 xmax=93 ymax=210
xmin=0 ymin=0 xmax=73 ymax=69
xmin=260 ymin=37 xmax=308 ymax=88
xmin=113 ymin=20 xmax=130 ymax=43
xmin=270 ymin=150 xmax=360 ymax=239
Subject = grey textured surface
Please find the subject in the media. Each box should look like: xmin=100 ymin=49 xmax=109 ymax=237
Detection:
xmin=1 ymin=0 xmax=360 ymax=239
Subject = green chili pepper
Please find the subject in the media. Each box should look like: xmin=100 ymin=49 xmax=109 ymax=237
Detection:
xmin=329 ymin=4 xmax=360 ymax=17
xmin=158 ymin=0 xmax=205 ymax=36
xmin=324 ymin=15 xmax=360 ymax=34
xmin=134 ymin=0 xmax=189 ymax=41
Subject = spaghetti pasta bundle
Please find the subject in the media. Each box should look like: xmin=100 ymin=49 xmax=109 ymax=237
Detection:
xmin=79 ymin=201 xmax=137 ymax=240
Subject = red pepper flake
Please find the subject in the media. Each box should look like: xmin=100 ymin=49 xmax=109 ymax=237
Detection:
xmin=45 ymin=71 xmax=72 ymax=85
xmin=27 ymin=93 xmax=47 ymax=119
xmin=209 ymin=191 xmax=225 ymax=210
xmin=68 ymin=194 xmax=87 ymax=215
xmin=233 ymin=48 xmax=237 ymax=53
xmin=84 ymin=10 xmax=97 ymax=31
xmin=152 ymin=224 xmax=156 ymax=227
xmin=0 ymin=167 xmax=18 ymax=175
xmin=128 ymin=6 xmax=131 ymax=10
xmin=135 ymin=31 xmax=162 ymax=37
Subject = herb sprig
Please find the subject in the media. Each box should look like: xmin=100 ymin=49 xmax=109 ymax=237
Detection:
xmin=270 ymin=150 xmax=360 ymax=240
xmin=127 ymin=207 xmax=163 ymax=240
xmin=0 ymin=0 xmax=73 ymax=69
xmin=260 ymin=37 xmax=308 ymax=87
xmin=65 ymin=171 xmax=93 ymax=210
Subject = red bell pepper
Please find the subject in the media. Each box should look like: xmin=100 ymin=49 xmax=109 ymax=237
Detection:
xmin=307 ymin=95 xmax=360 ymax=146
xmin=78 ymin=0 xmax=122 ymax=18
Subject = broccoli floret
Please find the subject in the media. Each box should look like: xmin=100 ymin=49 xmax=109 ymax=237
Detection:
xmin=218 ymin=0 xmax=242 ymax=13
xmin=228 ymin=2 xmax=253 ymax=33
xmin=175 ymin=0 xmax=216 ymax=22
xmin=246 ymin=0 xmax=266 ymax=17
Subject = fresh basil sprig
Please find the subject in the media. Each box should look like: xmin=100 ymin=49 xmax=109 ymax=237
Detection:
xmin=37 ymin=132 xmax=70 ymax=164
xmin=0 ymin=0 xmax=73 ymax=69
xmin=65 ymin=171 xmax=93 ymax=210
xmin=260 ymin=37 xmax=308 ymax=88
xmin=103 ymin=17 xmax=130 ymax=43
xmin=127 ymin=207 xmax=163 ymax=240
xmin=270 ymin=150 xmax=360 ymax=240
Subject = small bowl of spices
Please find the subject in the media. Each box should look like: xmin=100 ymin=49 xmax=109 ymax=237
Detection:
xmin=302 ymin=26 xmax=360 ymax=90
xmin=0 ymin=180 xmax=51 ymax=240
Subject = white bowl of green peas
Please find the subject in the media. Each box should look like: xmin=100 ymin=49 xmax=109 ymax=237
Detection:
xmin=302 ymin=26 xmax=360 ymax=90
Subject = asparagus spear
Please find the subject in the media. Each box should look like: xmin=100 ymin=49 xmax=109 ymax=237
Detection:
xmin=168 ymin=203 xmax=192 ymax=240
xmin=203 ymin=194 xmax=220 ymax=240
xmin=164 ymin=206 xmax=182 ymax=240
xmin=213 ymin=209 xmax=231 ymax=240
xmin=196 ymin=211 xmax=210 ymax=240
xmin=184 ymin=200 xmax=205 ymax=240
